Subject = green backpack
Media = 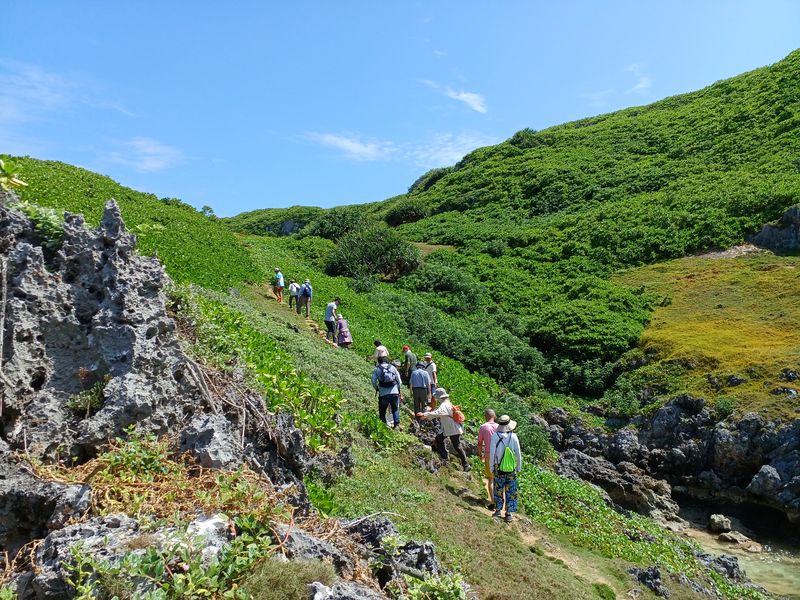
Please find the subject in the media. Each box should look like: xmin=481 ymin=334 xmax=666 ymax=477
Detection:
xmin=498 ymin=434 xmax=516 ymax=473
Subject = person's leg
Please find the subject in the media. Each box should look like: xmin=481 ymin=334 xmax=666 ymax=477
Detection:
xmin=389 ymin=394 xmax=400 ymax=428
xmin=304 ymin=300 xmax=311 ymax=318
xmin=325 ymin=320 xmax=334 ymax=340
xmin=434 ymin=433 xmax=448 ymax=460
xmin=484 ymin=458 xmax=494 ymax=503
xmin=450 ymin=435 xmax=469 ymax=470
xmin=505 ymin=472 xmax=518 ymax=519
xmin=493 ymin=472 xmax=505 ymax=515
xmin=378 ymin=395 xmax=389 ymax=425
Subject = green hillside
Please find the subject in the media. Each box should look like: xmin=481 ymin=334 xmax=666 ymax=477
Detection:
xmin=227 ymin=49 xmax=800 ymax=404
xmin=5 ymin=157 xmax=261 ymax=290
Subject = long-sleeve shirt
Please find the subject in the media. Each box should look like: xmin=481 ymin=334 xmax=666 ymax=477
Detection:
xmin=371 ymin=363 xmax=401 ymax=396
xmin=374 ymin=345 xmax=389 ymax=361
xmin=422 ymin=400 xmax=463 ymax=437
xmin=409 ymin=367 xmax=431 ymax=390
xmin=489 ymin=431 xmax=522 ymax=473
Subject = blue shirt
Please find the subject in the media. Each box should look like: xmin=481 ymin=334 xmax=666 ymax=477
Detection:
xmin=275 ymin=272 xmax=284 ymax=287
xmin=324 ymin=302 xmax=337 ymax=321
xmin=371 ymin=363 xmax=401 ymax=396
xmin=409 ymin=367 xmax=431 ymax=389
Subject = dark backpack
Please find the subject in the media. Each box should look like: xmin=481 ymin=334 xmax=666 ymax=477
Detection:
xmin=377 ymin=364 xmax=398 ymax=388
xmin=301 ymin=284 xmax=312 ymax=298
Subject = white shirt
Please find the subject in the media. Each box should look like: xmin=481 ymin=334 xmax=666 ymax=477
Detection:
xmin=489 ymin=431 xmax=522 ymax=473
xmin=288 ymin=282 xmax=300 ymax=295
xmin=374 ymin=345 xmax=389 ymax=361
xmin=422 ymin=400 xmax=463 ymax=437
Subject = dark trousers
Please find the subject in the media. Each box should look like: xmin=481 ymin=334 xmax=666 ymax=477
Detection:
xmin=289 ymin=294 xmax=297 ymax=308
xmin=434 ymin=433 xmax=468 ymax=468
xmin=379 ymin=394 xmax=400 ymax=427
xmin=324 ymin=319 xmax=336 ymax=340
xmin=412 ymin=387 xmax=429 ymax=414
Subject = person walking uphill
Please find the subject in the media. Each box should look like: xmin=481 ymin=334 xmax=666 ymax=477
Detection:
xmin=324 ymin=297 xmax=340 ymax=342
xmin=373 ymin=339 xmax=389 ymax=363
xmin=409 ymin=362 xmax=432 ymax=414
xmin=288 ymin=279 xmax=300 ymax=309
xmin=477 ymin=408 xmax=499 ymax=509
xmin=272 ymin=268 xmax=285 ymax=303
xmin=297 ymin=279 xmax=312 ymax=318
xmin=489 ymin=415 xmax=523 ymax=523
xmin=336 ymin=313 xmax=352 ymax=348
xmin=372 ymin=357 xmax=403 ymax=429
xmin=401 ymin=345 xmax=417 ymax=386
xmin=416 ymin=388 xmax=470 ymax=472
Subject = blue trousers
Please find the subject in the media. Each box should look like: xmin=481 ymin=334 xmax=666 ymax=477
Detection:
xmin=379 ymin=394 xmax=400 ymax=427
xmin=493 ymin=470 xmax=518 ymax=514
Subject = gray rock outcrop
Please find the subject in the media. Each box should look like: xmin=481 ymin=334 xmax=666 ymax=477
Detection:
xmin=708 ymin=514 xmax=731 ymax=533
xmin=544 ymin=396 xmax=800 ymax=525
xmin=749 ymin=206 xmax=800 ymax=252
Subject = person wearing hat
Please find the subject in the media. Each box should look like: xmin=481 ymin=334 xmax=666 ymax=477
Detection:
xmin=373 ymin=339 xmax=389 ymax=364
xmin=272 ymin=267 xmax=285 ymax=303
xmin=489 ymin=415 xmax=523 ymax=522
xmin=409 ymin=361 xmax=432 ymax=414
xmin=287 ymin=279 xmax=301 ymax=309
xmin=336 ymin=313 xmax=352 ymax=348
xmin=423 ymin=353 xmax=438 ymax=390
xmin=401 ymin=345 xmax=417 ymax=386
xmin=298 ymin=279 xmax=313 ymax=317
xmin=416 ymin=388 xmax=470 ymax=472
xmin=324 ymin=297 xmax=340 ymax=342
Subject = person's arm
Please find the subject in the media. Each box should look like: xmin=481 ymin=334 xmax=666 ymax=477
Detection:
xmin=513 ymin=434 xmax=523 ymax=472
xmin=371 ymin=369 xmax=379 ymax=391
xmin=393 ymin=367 xmax=404 ymax=400
xmin=489 ymin=434 xmax=499 ymax=471
xmin=420 ymin=402 xmax=449 ymax=419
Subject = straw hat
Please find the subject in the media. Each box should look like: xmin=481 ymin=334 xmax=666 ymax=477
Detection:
xmin=496 ymin=414 xmax=517 ymax=432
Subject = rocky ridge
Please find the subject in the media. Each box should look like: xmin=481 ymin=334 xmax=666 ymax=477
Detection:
xmin=0 ymin=195 xmax=444 ymax=599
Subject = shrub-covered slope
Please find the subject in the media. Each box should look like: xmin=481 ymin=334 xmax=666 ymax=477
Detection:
xmin=7 ymin=157 xmax=261 ymax=290
xmin=232 ymin=50 xmax=800 ymax=400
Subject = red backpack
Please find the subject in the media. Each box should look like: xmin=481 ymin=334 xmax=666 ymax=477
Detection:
xmin=451 ymin=404 xmax=465 ymax=424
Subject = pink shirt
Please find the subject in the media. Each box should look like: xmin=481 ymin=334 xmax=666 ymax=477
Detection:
xmin=477 ymin=421 xmax=499 ymax=460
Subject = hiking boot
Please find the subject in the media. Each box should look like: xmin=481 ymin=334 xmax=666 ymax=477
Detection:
xmin=463 ymin=464 xmax=472 ymax=473
xmin=487 ymin=502 xmax=496 ymax=510
xmin=504 ymin=514 xmax=514 ymax=523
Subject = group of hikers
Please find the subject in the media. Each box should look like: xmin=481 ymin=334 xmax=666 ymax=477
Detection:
xmin=270 ymin=268 xmax=522 ymax=522
xmin=371 ymin=342 xmax=523 ymax=523
xmin=271 ymin=268 xmax=353 ymax=347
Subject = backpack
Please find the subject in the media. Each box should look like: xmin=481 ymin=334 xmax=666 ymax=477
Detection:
xmin=497 ymin=434 xmax=516 ymax=473
xmin=301 ymin=284 xmax=312 ymax=298
xmin=377 ymin=364 xmax=399 ymax=388
xmin=451 ymin=404 xmax=465 ymax=424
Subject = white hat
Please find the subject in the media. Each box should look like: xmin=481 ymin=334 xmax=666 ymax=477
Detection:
xmin=432 ymin=387 xmax=449 ymax=400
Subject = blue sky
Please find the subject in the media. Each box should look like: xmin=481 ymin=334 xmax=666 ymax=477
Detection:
xmin=1 ymin=2 xmax=798 ymax=217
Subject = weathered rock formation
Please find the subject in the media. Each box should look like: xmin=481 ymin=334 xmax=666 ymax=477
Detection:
xmin=543 ymin=397 xmax=800 ymax=526
xmin=749 ymin=206 xmax=800 ymax=252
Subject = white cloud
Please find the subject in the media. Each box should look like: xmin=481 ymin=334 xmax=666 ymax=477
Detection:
xmin=432 ymin=49 xmax=447 ymax=59
xmin=410 ymin=132 xmax=498 ymax=168
xmin=105 ymin=137 xmax=184 ymax=172
xmin=625 ymin=63 xmax=652 ymax=94
xmin=305 ymin=130 xmax=497 ymax=169
xmin=420 ymin=79 xmax=488 ymax=113
xmin=305 ymin=132 xmax=395 ymax=161
xmin=0 ymin=60 xmax=73 ymax=122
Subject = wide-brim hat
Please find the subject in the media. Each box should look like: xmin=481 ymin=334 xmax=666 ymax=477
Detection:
xmin=304 ymin=279 xmax=310 ymax=283
xmin=496 ymin=415 xmax=517 ymax=432
xmin=424 ymin=352 xmax=433 ymax=359
xmin=432 ymin=387 xmax=449 ymax=400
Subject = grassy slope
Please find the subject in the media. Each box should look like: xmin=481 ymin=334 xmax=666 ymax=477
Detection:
xmin=614 ymin=251 xmax=800 ymax=421
xmin=8 ymin=157 xmax=260 ymax=290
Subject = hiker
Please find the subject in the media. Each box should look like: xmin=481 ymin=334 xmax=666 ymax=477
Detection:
xmin=477 ymin=408 xmax=499 ymax=508
xmin=336 ymin=313 xmax=352 ymax=348
xmin=423 ymin=353 xmax=438 ymax=389
xmin=489 ymin=415 xmax=523 ymax=523
xmin=417 ymin=388 xmax=470 ymax=472
xmin=401 ymin=345 xmax=417 ymax=387
xmin=297 ymin=279 xmax=313 ymax=317
xmin=324 ymin=297 xmax=340 ymax=342
xmin=272 ymin=267 xmax=285 ymax=303
xmin=287 ymin=279 xmax=300 ymax=309
xmin=409 ymin=361 xmax=432 ymax=414
xmin=373 ymin=339 xmax=389 ymax=363
xmin=371 ymin=357 xmax=403 ymax=429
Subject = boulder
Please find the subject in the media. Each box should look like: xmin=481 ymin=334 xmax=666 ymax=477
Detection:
xmin=274 ymin=525 xmax=353 ymax=577
xmin=180 ymin=413 xmax=243 ymax=470
xmin=749 ymin=206 xmax=800 ymax=252
xmin=718 ymin=530 xmax=752 ymax=545
xmin=0 ymin=453 xmax=91 ymax=557
xmin=628 ymin=566 xmax=670 ymax=598
xmin=708 ymin=514 xmax=731 ymax=533
xmin=309 ymin=581 xmax=384 ymax=600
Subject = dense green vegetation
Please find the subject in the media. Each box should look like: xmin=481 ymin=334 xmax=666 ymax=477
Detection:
xmin=230 ymin=50 xmax=800 ymax=400
xmin=6 ymin=157 xmax=260 ymax=290
xmin=223 ymin=205 xmax=325 ymax=236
